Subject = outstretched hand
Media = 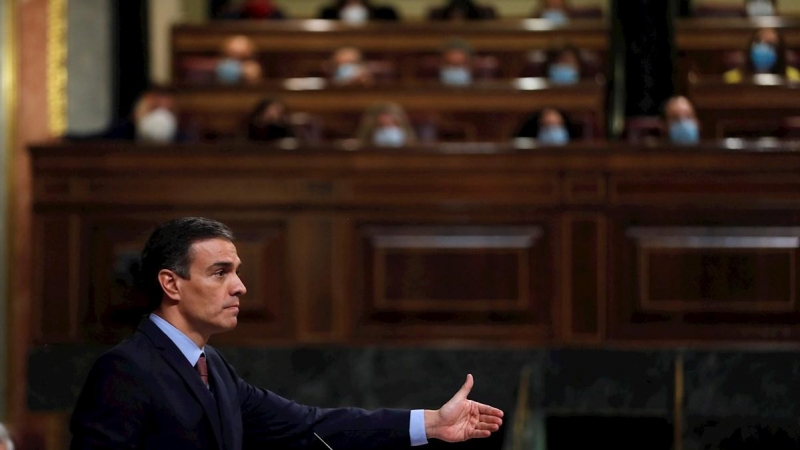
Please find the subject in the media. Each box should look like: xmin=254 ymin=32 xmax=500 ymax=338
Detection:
xmin=424 ymin=374 xmax=504 ymax=442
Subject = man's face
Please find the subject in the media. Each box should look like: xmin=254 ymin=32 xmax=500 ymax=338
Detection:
xmin=444 ymin=49 xmax=469 ymax=67
xmin=666 ymin=97 xmax=696 ymax=125
xmin=174 ymin=238 xmax=246 ymax=338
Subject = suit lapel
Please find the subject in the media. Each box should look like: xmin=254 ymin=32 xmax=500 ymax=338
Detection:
xmin=207 ymin=355 xmax=235 ymax=450
xmin=138 ymin=319 xmax=225 ymax=450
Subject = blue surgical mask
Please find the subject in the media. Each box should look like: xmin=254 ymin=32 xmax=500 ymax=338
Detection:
xmin=216 ymin=58 xmax=243 ymax=84
xmin=669 ymin=119 xmax=699 ymax=145
xmin=440 ymin=66 xmax=472 ymax=86
xmin=334 ymin=63 xmax=361 ymax=82
xmin=541 ymin=9 xmax=569 ymax=24
xmin=751 ymin=42 xmax=778 ymax=72
xmin=548 ymin=64 xmax=579 ymax=85
xmin=373 ymin=126 xmax=406 ymax=147
xmin=537 ymin=125 xmax=569 ymax=146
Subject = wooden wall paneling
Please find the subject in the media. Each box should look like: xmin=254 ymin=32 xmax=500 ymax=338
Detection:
xmin=32 ymin=214 xmax=82 ymax=343
xmin=608 ymin=219 xmax=800 ymax=341
xmin=561 ymin=214 xmax=606 ymax=343
xmin=289 ymin=214 xmax=336 ymax=342
xmin=347 ymin=216 xmax=557 ymax=344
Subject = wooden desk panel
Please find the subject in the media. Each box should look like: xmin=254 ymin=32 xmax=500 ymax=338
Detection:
xmin=172 ymin=20 xmax=609 ymax=80
xmin=28 ymin=141 xmax=800 ymax=346
xmin=687 ymin=76 xmax=800 ymax=138
xmin=174 ymin=80 xmax=607 ymax=140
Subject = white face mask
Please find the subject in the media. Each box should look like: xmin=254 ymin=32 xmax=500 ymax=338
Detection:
xmin=136 ymin=108 xmax=177 ymax=143
xmin=340 ymin=4 xmax=369 ymax=23
xmin=747 ymin=0 xmax=775 ymax=16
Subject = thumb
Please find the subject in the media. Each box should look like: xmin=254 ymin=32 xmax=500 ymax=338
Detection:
xmin=454 ymin=374 xmax=474 ymax=401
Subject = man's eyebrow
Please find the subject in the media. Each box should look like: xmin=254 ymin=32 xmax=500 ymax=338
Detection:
xmin=208 ymin=261 xmax=236 ymax=270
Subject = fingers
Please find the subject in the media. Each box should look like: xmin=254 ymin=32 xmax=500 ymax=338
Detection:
xmin=475 ymin=422 xmax=501 ymax=432
xmin=468 ymin=429 xmax=493 ymax=439
xmin=479 ymin=414 xmax=503 ymax=426
xmin=475 ymin=401 xmax=504 ymax=418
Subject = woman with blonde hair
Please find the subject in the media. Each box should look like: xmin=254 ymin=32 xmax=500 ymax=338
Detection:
xmin=355 ymin=102 xmax=418 ymax=147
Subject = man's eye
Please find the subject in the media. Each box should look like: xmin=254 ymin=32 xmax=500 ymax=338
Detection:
xmin=214 ymin=270 xmax=225 ymax=277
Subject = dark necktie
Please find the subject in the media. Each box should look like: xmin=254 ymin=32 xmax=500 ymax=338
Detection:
xmin=195 ymin=353 xmax=209 ymax=388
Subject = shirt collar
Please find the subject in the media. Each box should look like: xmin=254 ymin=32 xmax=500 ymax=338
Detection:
xmin=149 ymin=313 xmax=205 ymax=367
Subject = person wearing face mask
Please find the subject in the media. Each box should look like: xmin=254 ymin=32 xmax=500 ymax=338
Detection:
xmin=745 ymin=0 xmax=777 ymax=17
xmin=547 ymin=46 xmax=582 ymax=85
xmin=515 ymin=108 xmax=573 ymax=146
xmin=85 ymin=87 xmax=187 ymax=143
xmin=356 ymin=102 xmax=418 ymax=148
xmin=430 ymin=0 xmax=496 ymax=20
xmin=215 ymin=35 xmax=263 ymax=85
xmin=439 ymin=40 xmax=474 ymax=86
xmin=246 ymin=98 xmax=296 ymax=142
xmin=533 ymin=0 xmax=571 ymax=24
xmin=329 ymin=46 xmax=375 ymax=86
xmin=663 ymin=96 xmax=701 ymax=146
xmin=318 ymin=0 xmax=399 ymax=23
xmin=724 ymin=28 xmax=800 ymax=83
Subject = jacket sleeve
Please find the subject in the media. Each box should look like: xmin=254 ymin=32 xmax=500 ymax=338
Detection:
xmin=237 ymin=377 xmax=411 ymax=450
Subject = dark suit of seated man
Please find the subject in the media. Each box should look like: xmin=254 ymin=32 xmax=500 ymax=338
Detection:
xmin=69 ymin=217 xmax=504 ymax=450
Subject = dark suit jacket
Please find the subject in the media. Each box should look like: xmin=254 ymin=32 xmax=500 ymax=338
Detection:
xmin=70 ymin=319 xmax=411 ymax=450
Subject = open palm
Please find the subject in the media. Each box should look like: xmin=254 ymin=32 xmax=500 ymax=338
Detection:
xmin=426 ymin=374 xmax=504 ymax=442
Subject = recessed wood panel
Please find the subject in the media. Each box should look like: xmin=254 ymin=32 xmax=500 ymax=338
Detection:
xmin=353 ymin=224 xmax=553 ymax=341
xmin=566 ymin=217 xmax=604 ymax=339
xmin=609 ymin=226 xmax=800 ymax=340
xmin=34 ymin=216 xmax=79 ymax=342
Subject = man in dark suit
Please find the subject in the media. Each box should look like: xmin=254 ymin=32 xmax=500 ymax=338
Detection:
xmin=70 ymin=217 xmax=504 ymax=450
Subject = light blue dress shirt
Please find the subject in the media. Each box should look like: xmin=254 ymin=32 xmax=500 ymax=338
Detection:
xmin=148 ymin=314 xmax=427 ymax=446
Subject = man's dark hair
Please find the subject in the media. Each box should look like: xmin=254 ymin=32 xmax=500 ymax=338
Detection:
xmin=138 ymin=217 xmax=235 ymax=311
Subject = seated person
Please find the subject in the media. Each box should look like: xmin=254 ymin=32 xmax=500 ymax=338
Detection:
xmin=533 ymin=0 xmax=571 ymax=24
xmin=745 ymin=0 xmax=777 ymax=17
xmin=318 ymin=0 xmax=399 ymax=23
xmin=663 ymin=95 xmax=700 ymax=145
xmin=430 ymin=0 xmax=495 ymax=20
xmin=329 ymin=46 xmax=374 ymax=86
xmin=515 ymin=108 xmax=572 ymax=145
xmin=90 ymin=86 xmax=186 ymax=143
xmin=440 ymin=40 xmax=474 ymax=86
xmin=356 ymin=102 xmax=418 ymax=147
xmin=216 ymin=35 xmax=263 ymax=84
xmin=724 ymin=28 xmax=800 ymax=83
xmin=213 ymin=0 xmax=286 ymax=19
xmin=246 ymin=98 xmax=295 ymax=141
xmin=547 ymin=45 xmax=582 ymax=85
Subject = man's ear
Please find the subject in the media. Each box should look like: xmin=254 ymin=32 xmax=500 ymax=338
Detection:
xmin=158 ymin=269 xmax=182 ymax=302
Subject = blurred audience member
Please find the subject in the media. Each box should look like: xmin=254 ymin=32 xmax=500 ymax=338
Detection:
xmin=216 ymin=35 xmax=263 ymax=84
xmin=330 ymin=46 xmax=374 ymax=86
xmin=745 ymin=0 xmax=777 ymax=17
xmin=247 ymin=98 xmax=296 ymax=141
xmin=319 ymin=0 xmax=399 ymax=23
xmin=0 ymin=422 xmax=15 ymax=450
xmin=92 ymin=87 xmax=184 ymax=143
xmin=515 ymin=108 xmax=572 ymax=145
xmin=663 ymin=96 xmax=700 ymax=145
xmin=533 ymin=0 xmax=571 ymax=24
xmin=724 ymin=28 xmax=800 ymax=83
xmin=440 ymin=40 xmax=474 ymax=86
xmin=213 ymin=0 xmax=286 ymax=19
xmin=547 ymin=46 xmax=582 ymax=85
xmin=356 ymin=103 xmax=418 ymax=147
xmin=432 ymin=0 xmax=495 ymax=20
